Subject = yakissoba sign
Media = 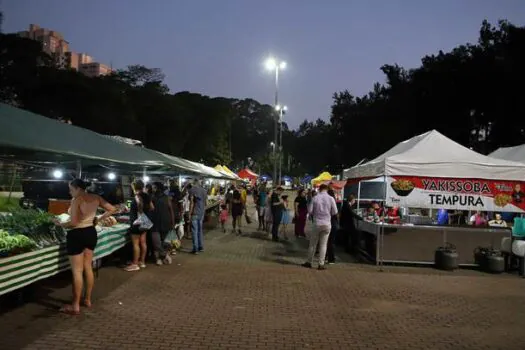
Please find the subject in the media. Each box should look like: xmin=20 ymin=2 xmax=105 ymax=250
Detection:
xmin=385 ymin=176 xmax=525 ymax=213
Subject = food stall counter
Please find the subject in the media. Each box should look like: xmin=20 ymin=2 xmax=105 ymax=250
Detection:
xmin=356 ymin=220 xmax=511 ymax=266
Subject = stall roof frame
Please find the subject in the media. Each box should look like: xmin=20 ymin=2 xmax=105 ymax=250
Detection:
xmin=343 ymin=130 xmax=525 ymax=181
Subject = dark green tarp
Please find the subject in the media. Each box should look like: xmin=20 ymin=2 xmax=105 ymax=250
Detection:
xmin=0 ymin=103 xmax=233 ymax=179
xmin=0 ymin=103 xmax=164 ymax=167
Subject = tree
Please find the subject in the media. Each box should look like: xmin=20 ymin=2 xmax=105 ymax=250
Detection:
xmin=2 ymin=19 xmax=524 ymax=178
xmin=0 ymin=35 xmax=54 ymax=105
xmin=329 ymin=19 xmax=525 ymax=174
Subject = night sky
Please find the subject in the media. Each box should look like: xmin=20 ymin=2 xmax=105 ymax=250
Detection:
xmin=3 ymin=0 xmax=525 ymax=128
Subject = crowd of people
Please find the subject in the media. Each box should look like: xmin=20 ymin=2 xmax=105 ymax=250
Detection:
xmin=56 ymin=176 xmax=361 ymax=315
xmin=55 ymin=177 xmax=215 ymax=315
xmin=123 ymin=178 xmax=214 ymax=273
xmin=247 ymin=183 xmax=359 ymax=269
xmin=54 ymin=173 xmax=523 ymax=316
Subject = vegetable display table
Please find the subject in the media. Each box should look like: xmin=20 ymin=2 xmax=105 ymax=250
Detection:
xmin=0 ymin=224 xmax=129 ymax=296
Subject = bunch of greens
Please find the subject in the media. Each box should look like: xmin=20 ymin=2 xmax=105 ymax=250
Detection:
xmin=0 ymin=209 xmax=66 ymax=248
xmin=0 ymin=229 xmax=37 ymax=256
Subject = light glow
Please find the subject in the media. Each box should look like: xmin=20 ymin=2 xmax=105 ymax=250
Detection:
xmin=265 ymin=57 xmax=286 ymax=71
xmin=265 ymin=57 xmax=276 ymax=70
xmin=107 ymin=172 xmax=116 ymax=181
xmin=52 ymin=169 xmax=63 ymax=179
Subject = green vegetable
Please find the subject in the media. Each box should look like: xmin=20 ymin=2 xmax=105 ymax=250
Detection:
xmin=0 ymin=209 xmax=64 ymax=248
xmin=0 ymin=233 xmax=37 ymax=255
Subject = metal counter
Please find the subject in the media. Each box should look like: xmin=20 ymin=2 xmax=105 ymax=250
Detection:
xmin=356 ymin=220 xmax=511 ymax=266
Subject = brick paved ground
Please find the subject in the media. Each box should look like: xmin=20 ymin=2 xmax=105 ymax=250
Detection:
xmin=1 ymin=208 xmax=525 ymax=349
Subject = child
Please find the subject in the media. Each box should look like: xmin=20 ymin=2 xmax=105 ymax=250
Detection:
xmin=220 ymin=204 xmax=228 ymax=233
xmin=280 ymin=195 xmax=291 ymax=240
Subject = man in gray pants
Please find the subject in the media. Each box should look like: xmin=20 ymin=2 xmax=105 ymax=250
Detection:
xmin=302 ymin=184 xmax=338 ymax=270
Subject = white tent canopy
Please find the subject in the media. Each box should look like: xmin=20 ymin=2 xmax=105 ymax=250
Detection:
xmin=186 ymin=161 xmax=231 ymax=179
xmin=489 ymin=144 xmax=525 ymax=163
xmin=343 ymin=130 xmax=525 ymax=181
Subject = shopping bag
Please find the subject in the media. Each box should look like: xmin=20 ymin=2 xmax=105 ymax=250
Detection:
xmin=171 ymin=239 xmax=182 ymax=250
xmin=176 ymin=223 xmax=185 ymax=240
xmin=132 ymin=213 xmax=153 ymax=231
xmin=251 ymin=211 xmax=259 ymax=224
xmin=164 ymin=229 xmax=179 ymax=244
xmin=513 ymin=218 xmax=525 ymax=237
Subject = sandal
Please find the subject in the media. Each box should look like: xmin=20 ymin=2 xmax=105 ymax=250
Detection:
xmin=83 ymin=300 xmax=92 ymax=308
xmin=59 ymin=305 xmax=80 ymax=316
xmin=124 ymin=264 xmax=140 ymax=272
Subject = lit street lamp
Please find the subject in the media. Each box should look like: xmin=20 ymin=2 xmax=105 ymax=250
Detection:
xmin=265 ymin=56 xmax=286 ymax=186
xmin=275 ymin=104 xmax=288 ymax=186
xmin=270 ymin=141 xmax=276 ymax=161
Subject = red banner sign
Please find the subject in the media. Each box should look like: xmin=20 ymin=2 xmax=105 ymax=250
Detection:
xmin=386 ymin=176 xmax=525 ymax=212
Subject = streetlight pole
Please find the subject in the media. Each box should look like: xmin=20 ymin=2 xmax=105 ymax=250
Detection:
xmin=265 ymin=57 xmax=286 ymax=186
xmin=275 ymin=105 xmax=287 ymax=186
xmin=270 ymin=141 xmax=276 ymax=177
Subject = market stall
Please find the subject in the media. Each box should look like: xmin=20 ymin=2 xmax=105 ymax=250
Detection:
xmin=489 ymin=144 xmax=525 ymax=163
xmin=311 ymin=172 xmax=333 ymax=186
xmin=314 ymin=180 xmax=347 ymax=203
xmin=221 ymin=165 xmax=240 ymax=180
xmin=281 ymin=175 xmax=293 ymax=189
xmin=238 ymin=168 xmax=258 ymax=185
xmin=214 ymin=165 xmax=236 ymax=180
xmin=0 ymin=224 xmax=128 ymax=296
xmin=0 ymin=103 xmax=227 ymax=295
xmin=300 ymin=175 xmax=313 ymax=188
xmin=343 ymin=130 xmax=525 ymax=267
xmin=259 ymin=174 xmax=272 ymax=182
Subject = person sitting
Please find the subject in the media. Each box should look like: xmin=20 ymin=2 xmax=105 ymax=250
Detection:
xmin=488 ymin=213 xmax=507 ymax=227
xmin=469 ymin=211 xmax=487 ymax=226
xmin=385 ymin=206 xmax=401 ymax=224
xmin=371 ymin=202 xmax=384 ymax=217
xmin=436 ymin=208 xmax=449 ymax=226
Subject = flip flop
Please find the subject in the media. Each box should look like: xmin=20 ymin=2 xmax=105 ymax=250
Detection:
xmin=59 ymin=305 xmax=80 ymax=316
xmin=82 ymin=300 xmax=92 ymax=308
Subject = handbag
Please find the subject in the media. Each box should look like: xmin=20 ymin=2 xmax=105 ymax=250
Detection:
xmin=133 ymin=213 xmax=153 ymax=231
xmin=245 ymin=213 xmax=252 ymax=224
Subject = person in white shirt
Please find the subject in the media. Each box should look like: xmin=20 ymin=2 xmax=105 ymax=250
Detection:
xmin=302 ymin=184 xmax=338 ymax=270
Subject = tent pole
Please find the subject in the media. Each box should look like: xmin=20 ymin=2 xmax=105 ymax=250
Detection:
xmin=357 ymin=180 xmax=362 ymax=212
xmin=379 ymin=175 xmax=387 ymax=272
xmin=76 ymin=160 xmax=82 ymax=179
xmin=7 ymin=164 xmax=17 ymax=203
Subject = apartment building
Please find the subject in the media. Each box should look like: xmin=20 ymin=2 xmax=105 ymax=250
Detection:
xmin=63 ymin=52 xmax=94 ymax=71
xmin=18 ymin=24 xmax=69 ymax=56
xmin=16 ymin=24 xmax=112 ymax=77
xmin=79 ymin=62 xmax=112 ymax=77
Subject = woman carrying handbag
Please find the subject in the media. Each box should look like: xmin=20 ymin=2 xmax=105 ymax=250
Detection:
xmin=124 ymin=180 xmax=154 ymax=272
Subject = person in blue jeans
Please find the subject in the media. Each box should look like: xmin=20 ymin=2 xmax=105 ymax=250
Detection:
xmin=188 ymin=179 xmax=208 ymax=254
